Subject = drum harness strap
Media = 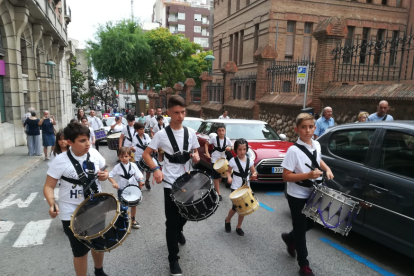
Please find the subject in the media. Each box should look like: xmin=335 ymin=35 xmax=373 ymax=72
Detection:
xmin=136 ymin=134 xmax=148 ymax=151
xmin=61 ymin=150 xmax=99 ymax=198
xmin=212 ymin=135 xmax=228 ymax=154
xmin=164 ymin=126 xmax=191 ymax=164
xmin=119 ymin=163 xmax=132 ymax=180
xmin=233 ymin=157 xmax=250 ymax=185
xmin=126 ymin=126 xmax=135 ymax=143
xmin=158 ymin=122 xmax=165 ymax=131
xmin=293 ymin=143 xmax=324 ymax=188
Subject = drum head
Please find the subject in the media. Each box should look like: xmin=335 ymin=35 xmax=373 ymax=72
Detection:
xmin=172 ymin=171 xmax=211 ymax=203
xmin=107 ymin=132 xmax=122 ymax=139
xmin=214 ymin=158 xmax=226 ymax=169
xmin=230 ymin=186 xmax=249 ymax=199
xmin=122 ymin=185 xmax=142 ymax=202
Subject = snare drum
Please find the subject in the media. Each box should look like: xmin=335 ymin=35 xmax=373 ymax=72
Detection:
xmin=229 ymin=185 xmax=259 ymax=216
xmin=94 ymin=129 xmax=107 ymax=141
xmin=170 ymin=171 xmax=219 ymax=222
xmin=213 ymin=158 xmax=229 ymax=178
xmin=107 ymin=132 xmax=122 ymax=150
xmin=138 ymin=157 xmax=159 ymax=172
xmin=120 ymin=185 xmax=142 ymax=207
xmin=302 ymin=185 xmax=361 ymax=236
xmin=70 ymin=193 xmax=131 ymax=252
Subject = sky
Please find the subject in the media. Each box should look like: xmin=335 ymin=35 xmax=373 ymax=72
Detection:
xmin=67 ymin=0 xmax=154 ymax=48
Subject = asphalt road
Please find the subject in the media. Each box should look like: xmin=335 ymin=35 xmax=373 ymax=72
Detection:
xmin=0 ymin=144 xmax=411 ymax=276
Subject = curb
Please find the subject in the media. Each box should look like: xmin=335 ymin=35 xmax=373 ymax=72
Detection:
xmin=0 ymin=157 xmax=44 ymax=194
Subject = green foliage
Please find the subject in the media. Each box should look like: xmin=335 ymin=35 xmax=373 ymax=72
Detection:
xmin=70 ymin=56 xmax=87 ymax=107
xmin=183 ymin=50 xmax=212 ymax=88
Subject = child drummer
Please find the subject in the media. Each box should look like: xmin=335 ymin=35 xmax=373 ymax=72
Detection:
xmin=133 ymin=122 xmax=153 ymax=190
xmin=225 ymin=138 xmax=257 ymax=236
xmin=108 ymin=147 xmax=144 ymax=229
xmin=281 ymin=112 xmax=334 ymax=276
xmin=204 ymin=123 xmax=232 ymax=201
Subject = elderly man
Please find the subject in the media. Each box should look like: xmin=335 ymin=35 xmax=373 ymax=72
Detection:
xmin=314 ymin=106 xmax=335 ymax=139
xmin=219 ymin=110 xmax=230 ymax=119
xmin=145 ymin=109 xmax=155 ymax=134
xmin=88 ymin=109 xmax=103 ymax=151
xmin=138 ymin=112 xmax=146 ymax=124
xmin=368 ymin=100 xmax=394 ymax=121
xmin=22 ymin=107 xmax=35 ymax=154
xmin=150 ymin=107 xmax=169 ymax=137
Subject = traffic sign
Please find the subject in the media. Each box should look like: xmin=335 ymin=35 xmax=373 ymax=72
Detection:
xmin=297 ymin=66 xmax=307 ymax=84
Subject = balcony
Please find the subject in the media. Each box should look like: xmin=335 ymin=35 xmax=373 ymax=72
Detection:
xmin=64 ymin=4 xmax=71 ymax=24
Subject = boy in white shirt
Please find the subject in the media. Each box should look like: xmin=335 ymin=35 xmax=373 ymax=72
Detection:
xmin=119 ymin=114 xmax=136 ymax=159
xmin=133 ymin=122 xmax=153 ymax=190
xmin=108 ymin=147 xmax=144 ymax=229
xmin=204 ymin=123 xmax=232 ymax=201
xmin=281 ymin=113 xmax=334 ymax=276
xmin=143 ymin=95 xmax=200 ymax=276
xmin=225 ymin=138 xmax=257 ymax=236
xmin=43 ymin=122 xmax=109 ymax=276
xmin=81 ymin=116 xmax=95 ymax=147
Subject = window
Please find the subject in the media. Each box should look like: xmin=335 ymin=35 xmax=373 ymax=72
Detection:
xmin=178 ymin=24 xmax=185 ymax=32
xmin=229 ymin=35 xmax=233 ymax=61
xmin=239 ymin=30 xmax=244 ymax=65
xmin=246 ymin=0 xmax=250 ymax=4
xmin=343 ymin=26 xmax=355 ymax=63
xmin=250 ymin=82 xmax=256 ymax=100
xmin=169 ymin=13 xmax=177 ymax=21
xmin=374 ymin=29 xmax=385 ymax=65
xmin=232 ymin=82 xmax=236 ymax=98
xmin=170 ymin=26 xmax=177 ymax=34
xmin=178 ymin=12 xmax=185 ymax=20
xmin=194 ymin=14 xmax=201 ymax=21
xmin=244 ymin=85 xmax=250 ymax=100
xmin=328 ymin=129 xmax=375 ymax=163
xmin=303 ymin=22 xmax=313 ymax=60
xmin=194 ymin=26 xmax=201 ymax=33
xmin=285 ymin=21 xmax=296 ymax=60
xmin=396 ymin=0 xmax=402 ymax=7
xmin=234 ymin=32 xmax=239 ymax=65
xmin=381 ymin=0 xmax=387 ymax=5
xmin=360 ymin=27 xmax=370 ymax=64
xmin=199 ymin=122 xmax=213 ymax=135
xmin=389 ymin=30 xmax=399 ymax=66
xmin=237 ymin=85 xmax=242 ymax=99
xmin=219 ymin=39 xmax=222 ymax=68
xmin=236 ymin=0 xmax=240 ymax=11
xmin=366 ymin=0 xmax=372 ymax=3
xmin=380 ymin=131 xmax=414 ymax=179
xmin=228 ymin=0 xmax=231 ymax=16
xmin=253 ymin=24 xmax=259 ymax=57
xmin=282 ymin=81 xmax=292 ymax=92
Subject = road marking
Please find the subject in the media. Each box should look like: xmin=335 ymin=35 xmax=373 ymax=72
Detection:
xmin=13 ymin=219 xmax=52 ymax=248
xmin=0 ymin=221 xmax=15 ymax=243
xmin=259 ymin=202 xmax=275 ymax=212
xmin=320 ymin=238 xmax=396 ymax=276
xmin=0 ymin=192 xmax=38 ymax=209
xmin=266 ymin=192 xmax=284 ymax=196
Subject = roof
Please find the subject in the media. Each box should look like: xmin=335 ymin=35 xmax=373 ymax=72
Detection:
xmin=204 ymin=119 xmax=267 ymax=125
xmin=326 ymin=120 xmax=414 ymax=131
xmin=184 ymin=117 xmax=204 ymax=121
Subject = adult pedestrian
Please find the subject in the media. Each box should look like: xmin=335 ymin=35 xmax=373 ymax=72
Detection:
xmin=145 ymin=109 xmax=155 ymax=134
xmin=88 ymin=109 xmax=103 ymax=151
xmin=111 ymin=116 xmax=124 ymax=133
xmin=39 ymin=110 xmax=56 ymax=160
xmin=75 ymin=108 xmax=85 ymax=121
xmin=314 ymin=106 xmax=334 ymax=139
xmin=22 ymin=107 xmax=35 ymax=154
xmin=138 ymin=112 xmax=146 ymax=124
xmin=24 ymin=110 xmax=41 ymax=156
xmin=219 ymin=110 xmax=230 ymax=119
xmin=356 ymin=111 xmax=370 ymax=123
xmin=150 ymin=107 xmax=169 ymax=134
xmin=368 ymin=100 xmax=394 ymax=121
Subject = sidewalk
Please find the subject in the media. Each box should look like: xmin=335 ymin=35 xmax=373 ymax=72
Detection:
xmin=0 ymin=146 xmax=44 ymax=194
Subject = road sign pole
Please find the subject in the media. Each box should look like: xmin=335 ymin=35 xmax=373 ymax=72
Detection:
xmin=303 ymin=64 xmax=309 ymax=109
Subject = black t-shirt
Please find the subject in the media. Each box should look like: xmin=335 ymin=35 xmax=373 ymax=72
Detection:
xmin=25 ymin=118 xmax=40 ymax=135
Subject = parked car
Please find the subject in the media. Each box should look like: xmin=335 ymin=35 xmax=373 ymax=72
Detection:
xmin=102 ymin=116 xmax=128 ymax=140
xmin=196 ymin=119 xmax=292 ymax=185
xmin=316 ymin=121 xmax=414 ymax=258
xmin=182 ymin=117 xmax=203 ymax=132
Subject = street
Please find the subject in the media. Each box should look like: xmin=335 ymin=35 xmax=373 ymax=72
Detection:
xmin=0 ymin=144 xmax=411 ymax=276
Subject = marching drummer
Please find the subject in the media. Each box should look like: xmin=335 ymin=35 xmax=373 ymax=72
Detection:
xmin=119 ymin=114 xmax=137 ymax=156
xmin=108 ymin=146 xmax=144 ymax=229
xmin=88 ymin=109 xmax=103 ymax=152
xmin=204 ymin=123 xmax=232 ymax=201
xmin=152 ymin=115 xmax=166 ymax=165
xmin=225 ymin=138 xmax=257 ymax=236
xmin=280 ymin=113 xmax=334 ymax=276
xmin=133 ymin=122 xmax=153 ymax=190
xmin=43 ymin=122 xmax=110 ymax=276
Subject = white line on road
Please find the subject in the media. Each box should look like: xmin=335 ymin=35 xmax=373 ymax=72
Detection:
xmin=0 ymin=221 xmax=15 ymax=243
xmin=13 ymin=219 xmax=52 ymax=248
xmin=0 ymin=192 xmax=38 ymax=209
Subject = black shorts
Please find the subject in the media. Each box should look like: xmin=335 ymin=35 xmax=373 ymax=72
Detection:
xmin=211 ymin=163 xmax=223 ymax=180
xmin=62 ymin=220 xmax=90 ymax=257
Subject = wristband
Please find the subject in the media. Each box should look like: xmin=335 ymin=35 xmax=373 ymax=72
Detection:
xmin=151 ymin=166 xmax=160 ymax=172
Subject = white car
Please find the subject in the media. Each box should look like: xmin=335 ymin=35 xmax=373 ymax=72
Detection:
xmin=158 ymin=117 xmax=203 ymax=133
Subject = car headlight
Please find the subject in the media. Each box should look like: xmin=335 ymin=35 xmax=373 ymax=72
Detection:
xmin=247 ymin=148 xmax=256 ymax=161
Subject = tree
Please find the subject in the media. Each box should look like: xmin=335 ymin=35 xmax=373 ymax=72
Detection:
xmin=183 ymin=50 xmax=212 ymax=88
xmin=89 ymin=76 xmax=115 ymax=112
xmin=86 ymin=19 xmax=152 ymax=114
xmin=70 ymin=56 xmax=88 ymax=107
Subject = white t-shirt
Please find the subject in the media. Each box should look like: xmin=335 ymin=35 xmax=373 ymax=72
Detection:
xmin=109 ymin=162 xmax=143 ymax=190
xmin=47 ymin=148 xmax=105 ymax=220
xmin=121 ymin=125 xmax=136 ymax=147
xmin=219 ymin=115 xmax=230 ymax=119
xmin=281 ymin=138 xmax=322 ymax=199
xmin=133 ymin=133 xmax=151 ymax=161
xmin=149 ymin=127 xmax=200 ymax=188
xmin=228 ymin=157 xmax=253 ymax=190
xmin=145 ymin=115 xmax=155 ymax=129
xmin=111 ymin=122 xmax=124 ymax=132
xmin=152 ymin=122 xmax=166 ymax=134
xmin=88 ymin=116 xmax=103 ymax=131
xmin=150 ymin=116 xmax=169 ymax=129
xmin=208 ymin=136 xmax=232 ymax=163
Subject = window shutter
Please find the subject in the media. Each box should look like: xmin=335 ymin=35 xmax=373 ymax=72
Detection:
xmin=302 ymin=36 xmax=311 ymax=60
xmin=285 ymin=34 xmax=294 ymax=56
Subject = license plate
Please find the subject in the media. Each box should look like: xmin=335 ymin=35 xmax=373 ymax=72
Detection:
xmin=272 ymin=167 xmax=283 ymax=174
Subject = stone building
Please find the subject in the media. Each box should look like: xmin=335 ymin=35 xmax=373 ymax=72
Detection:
xmin=0 ymin=0 xmax=73 ymax=154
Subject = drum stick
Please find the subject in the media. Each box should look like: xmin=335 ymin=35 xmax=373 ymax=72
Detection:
xmin=162 ymin=179 xmax=186 ymax=193
xmin=53 ymin=201 xmax=57 ymax=213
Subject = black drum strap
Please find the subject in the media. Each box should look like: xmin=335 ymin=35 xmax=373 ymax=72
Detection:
xmin=120 ymin=163 xmax=132 ymax=180
xmin=212 ymin=135 xmax=227 ymax=153
xmin=65 ymin=150 xmax=98 ymax=195
xmin=165 ymin=125 xmax=189 ymax=153
xmin=293 ymin=143 xmax=322 ymax=188
xmin=158 ymin=123 xmax=165 ymax=130
xmin=233 ymin=157 xmax=250 ymax=184
xmin=126 ymin=126 xmax=135 ymax=142
xmin=136 ymin=134 xmax=147 ymax=150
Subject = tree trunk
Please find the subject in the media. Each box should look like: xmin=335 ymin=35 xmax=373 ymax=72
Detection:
xmin=133 ymin=84 xmax=141 ymax=116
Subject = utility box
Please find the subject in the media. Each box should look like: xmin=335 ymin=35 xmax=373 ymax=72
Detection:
xmin=300 ymin=107 xmax=314 ymax=115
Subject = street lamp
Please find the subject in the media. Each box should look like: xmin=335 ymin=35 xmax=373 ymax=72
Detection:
xmin=204 ymin=55 xmax=215 ymax=76
xmin=35 ymin=60 xmax=57 ymax=79
xmin=155 ymin=84 xmax=162 ymax=93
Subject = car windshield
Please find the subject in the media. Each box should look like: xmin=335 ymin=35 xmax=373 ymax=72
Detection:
xmin=183 ymin=120 xmax=203 ymax=131
xmin=224 ymin=123 xmax=280 ymax=140
xmin=103 ymin=117 xmax=127 ymax=126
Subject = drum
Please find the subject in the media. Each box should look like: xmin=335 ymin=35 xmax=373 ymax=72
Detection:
xmin=138 ymin=157 xmax=159 ymax=172
xmin=94 ymin=129 xmax=107 ymax=141
xmin=158 ymin=147 xmax=164 ymax=154
xmin=302 ymin=185 xmax=361 ymax=236
xmin=213 ymin=158 xmax=228 ymax=178
xmin=70 ymin=193 xmax=131 ymax=252
xmin=107 ymin=132 xmax=122 ymax=150
xmin=120 ymin=185 xmax=142 ymax=207
xmin=170 ymin=171 xmax=219 ymax=222
xmin=229 ymin=185 xmax=259 ymax=216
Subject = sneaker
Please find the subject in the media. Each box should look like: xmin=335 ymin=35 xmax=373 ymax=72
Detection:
xmin=225 ymin=219 xmax=231 ymax=233
xmin=178 ymin=231 xmax=186 ymax=245
xmin=299 ymin=266 xmax=315 ymax=276
xmin=281 ymin=232 xmax=296 ymax=257
xmin=169 ymin=261 xmax=182 ymax=276
xmin=236 ymin=228 xmax=245 ymax=236
xmin=145 ymin=180 xmax=151 ymax=190
xmin=219 ymin=195 xmax=222 ymax=201
xmin=132 ymin=220 xmax=140 ymax=229
xmin=94 ymin=268 xmax=108 ymax=276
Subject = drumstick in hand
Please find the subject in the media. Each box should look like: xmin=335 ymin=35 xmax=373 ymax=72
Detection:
xmin=163 ymin=179 xmax=186 ymax=193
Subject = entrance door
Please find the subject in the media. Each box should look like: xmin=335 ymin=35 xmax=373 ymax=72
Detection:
xmin=0 ymin=77 xmax=5 ymax=122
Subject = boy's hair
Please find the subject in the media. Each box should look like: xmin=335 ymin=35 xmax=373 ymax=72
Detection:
xmin=53 ymin=130 xmax=69 ymax=156
xmin=168 ymin=95 xmax=186 ymax=109
xmin=216 ymin=123 xmax=226 ymax=132
xmin=156 ymin=115 xmax=164 ymax=122
xmin=222 ymin=110 xmax=227 ymax=114
xmin=134 ymin=122 xmax=144 ymax=130
xmin=80 ymin=116 xmax=88 ymax=122
xmin=126 ymin=114 xmax=135 ymax=122
xmin=118 ymin=146 xmax=132 ymax=157
xmin=234 ymin=138 xmax=249 ymax=152
xmin=64 ymin=122 xmax=90 ymax=142
xmin=295 ymin=113 xmax=315 ymax=127
xmin=70 ymin=119 xmax=77 ymax=124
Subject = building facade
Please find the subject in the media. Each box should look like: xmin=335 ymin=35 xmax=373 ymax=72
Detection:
xmin=0 ymin=0 xmax=73 ymax=154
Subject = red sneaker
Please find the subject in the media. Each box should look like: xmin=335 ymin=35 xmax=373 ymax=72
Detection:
xmin=281 ymin=233 xmax=296 ymax=257
xmin=299 ymin=266 xmax=315 ymax=276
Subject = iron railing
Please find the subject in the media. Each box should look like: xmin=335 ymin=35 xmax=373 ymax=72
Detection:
xmin=266 ymin=59 xmax=315 ymax=94
xmin=191 ymin=89 xmax=201 ymax=104
xmin=332 ymin=30 xmax=414 ymax=82
xmin=207 ymin=83 xmax=223 ymax=103
xmin=230 ymin=74 xmax=257 ymax=100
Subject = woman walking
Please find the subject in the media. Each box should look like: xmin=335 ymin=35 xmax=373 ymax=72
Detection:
xmin=24 ymin=110 xmax=41 ymax=156
xmin=39 ymin=110 xmax=56 ymax=160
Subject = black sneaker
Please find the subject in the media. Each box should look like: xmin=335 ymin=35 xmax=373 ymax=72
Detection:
xmin=145 ymin=180 xmax=151 ymax=190
xmin=178 ymin=231 xmax=186 ymax=245
xmin=94 ymin=267 xmax=108 ymax=276
xmin=225 ymin=219 xmax=231 ymax=233
xmin=169 ymin=261 xmax=182 ymax=276
xmin=236 ymin=228 xmax=245 ymax=236
xmin=219 ymin=195 xmax=223 ymax=201
xmin=281 ymin=232 xmax=296 ymax=257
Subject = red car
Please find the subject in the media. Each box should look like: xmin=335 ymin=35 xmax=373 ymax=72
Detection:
xmin=196 ymin=119 xmax=293 ymax=185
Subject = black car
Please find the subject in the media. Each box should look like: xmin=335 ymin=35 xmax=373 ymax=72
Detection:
xmin=317 ymin=121 xmax=414 ymax=258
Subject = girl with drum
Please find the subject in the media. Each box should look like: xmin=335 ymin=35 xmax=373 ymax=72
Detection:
xmin=225 ymin=139 xmax=257 ymax=236
xmin=108 ymin=147 xmax=144 ymax=229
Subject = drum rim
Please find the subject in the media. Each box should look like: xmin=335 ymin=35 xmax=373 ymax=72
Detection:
xmin=229 ymin=185 xmax=251 ymax=199
xmin=213 ymin=157 xmax=227 ymax=169
xmin=120 ymin=185 xmax=142 ymax=206
xmin=181 ymin=201 xmax=220 ymax=221
xmin=312 ymin=186 xmax=357 ymax=208
xmin=170 ymin=170 xmax=213 ymax=204
xmin=70 ymin=193 xmax=121 ymax=240
xmin=173 ymin=185 xmax=217 ymax=206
